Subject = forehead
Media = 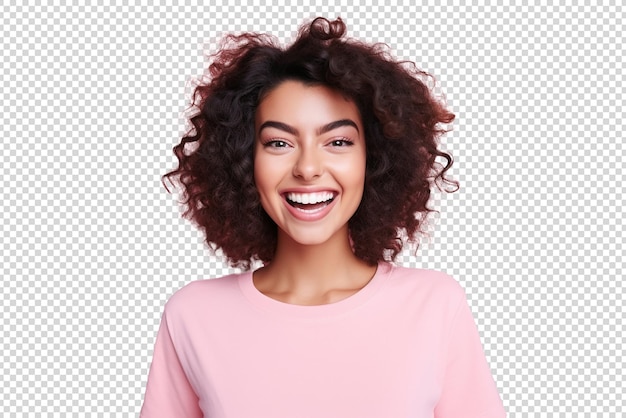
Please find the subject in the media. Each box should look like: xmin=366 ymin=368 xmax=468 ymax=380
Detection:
xmin=255 ymin=80 xmax=362 ymax=131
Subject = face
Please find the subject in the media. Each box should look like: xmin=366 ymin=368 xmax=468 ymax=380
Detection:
xmin=254 ymin=80 xmax=366 ymax=247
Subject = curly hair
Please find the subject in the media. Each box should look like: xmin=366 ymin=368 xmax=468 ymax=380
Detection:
xmin=164 ymin=17 xmax=458 ymax=269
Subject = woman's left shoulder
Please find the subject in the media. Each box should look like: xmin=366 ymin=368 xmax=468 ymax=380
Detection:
xmin=386 ymin=264 xmax=467 ymax=300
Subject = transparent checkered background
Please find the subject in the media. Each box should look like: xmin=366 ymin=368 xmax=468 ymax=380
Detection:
xmin=1 ymin=1 xmax=623 ymax=416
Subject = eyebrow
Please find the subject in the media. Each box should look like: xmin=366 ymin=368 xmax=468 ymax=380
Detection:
xmin=257 ymin=119 xmax=360 ymax=136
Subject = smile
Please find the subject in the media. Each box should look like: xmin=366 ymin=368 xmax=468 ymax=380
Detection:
xmin=282 ymin=191 xmax=338 ymax=219
xmin=286 ymin=191 xmax=335 ymax=206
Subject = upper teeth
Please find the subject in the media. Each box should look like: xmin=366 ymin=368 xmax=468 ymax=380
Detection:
xmin=286 ymin=192 xmax=334 ymax=204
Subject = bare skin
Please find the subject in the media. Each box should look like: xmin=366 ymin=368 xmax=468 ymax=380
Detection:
xmin=252 ymin=225 xmax=377 ymax=306
xmin=252 ymin=81 xmax=378 ymax=306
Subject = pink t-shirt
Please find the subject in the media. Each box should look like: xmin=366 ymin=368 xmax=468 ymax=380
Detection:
xmin=141 ymin=262 xmax=505 ymax=417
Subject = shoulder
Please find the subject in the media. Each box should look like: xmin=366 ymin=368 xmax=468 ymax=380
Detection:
xmin=379 ymin=265 xmax=476 ymax=338
xmin=385 ymin=264 xmax=467 ymax=307
xmin=163 ymin=272 xmax=248 ymax=320
xmin=388 ymin=264 xmax=464 ymax=293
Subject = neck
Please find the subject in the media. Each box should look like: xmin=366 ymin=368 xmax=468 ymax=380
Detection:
xmin=276 ymin=225 xmax=360 ymax=276
xmin=253 ymin=228 xmax=377 ymax=305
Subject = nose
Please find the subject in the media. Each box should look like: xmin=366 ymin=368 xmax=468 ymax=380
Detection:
xmin=292 ymin=146 xmax=322 ymax=180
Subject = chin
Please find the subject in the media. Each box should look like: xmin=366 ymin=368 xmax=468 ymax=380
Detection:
xmin=281 ymin=225 xmax=348 ymax=248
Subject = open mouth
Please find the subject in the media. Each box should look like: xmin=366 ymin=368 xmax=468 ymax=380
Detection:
xmin=284 ymin=191 xmax=336 ymax=212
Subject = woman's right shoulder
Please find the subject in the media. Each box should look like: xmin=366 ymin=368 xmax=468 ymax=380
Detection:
xmin=163 ymin=271 xmax=247 ymax=317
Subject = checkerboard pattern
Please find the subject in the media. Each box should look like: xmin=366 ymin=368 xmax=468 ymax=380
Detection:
xmin=2 ymin=2 xmax=623 ymax=416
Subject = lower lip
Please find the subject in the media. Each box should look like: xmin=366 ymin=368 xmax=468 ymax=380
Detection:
xmin=283 ymin=197 xmax=337 ymax=221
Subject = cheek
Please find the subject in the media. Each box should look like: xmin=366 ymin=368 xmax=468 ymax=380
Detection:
xmin=349 ymin=157 xmax=367 ymax=203
xmin=336 ymin=154 xmax=367 ymax=188
xmin=253 ymin=165 xmax=267 ymax=199
xmin=253 ymin=151 xmax=268 ymax=187
xmin=253 ymin=155 xmax=279 ymax=203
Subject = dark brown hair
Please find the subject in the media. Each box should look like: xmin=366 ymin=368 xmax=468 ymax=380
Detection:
xmin=164 ymin=17 xmax=458 ymax=269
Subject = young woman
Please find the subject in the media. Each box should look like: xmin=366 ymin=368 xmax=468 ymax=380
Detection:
xmin=141 ymin=17 xmax=505 ymax=418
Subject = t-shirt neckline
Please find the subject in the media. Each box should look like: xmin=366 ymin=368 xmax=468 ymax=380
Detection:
xmin=238 ymin=261 xmax=393 ymax=319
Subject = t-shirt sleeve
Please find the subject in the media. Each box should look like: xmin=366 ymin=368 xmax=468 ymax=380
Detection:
xmin=434 ymin=293 xmax=506 ymax=418
xmin=140 ymin=308 xmax=203 ymax=418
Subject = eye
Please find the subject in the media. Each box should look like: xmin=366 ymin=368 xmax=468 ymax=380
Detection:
xmin=263 ymin=139 xmax=290 ymax=148
xmin=329 ymin=138 xmax=354 ymax=147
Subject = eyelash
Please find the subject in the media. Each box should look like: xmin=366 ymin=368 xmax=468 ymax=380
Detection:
xmin=262 ymin=139 xmax=289 ymax=148
xmin=329 ymin=138 xmax=354 ymax=147
xmin=261 ymin=138 xmax=354 ymax=148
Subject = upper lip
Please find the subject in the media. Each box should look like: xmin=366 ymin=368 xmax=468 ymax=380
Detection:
xmin=280 ymin=187 xmax=339 ymax=194
xmin=280 ymin=188 xmax=339 ymax=203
